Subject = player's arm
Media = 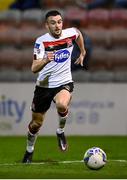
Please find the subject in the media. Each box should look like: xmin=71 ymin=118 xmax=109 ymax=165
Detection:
xmin=74 ymin=28 xmax=86 ymax=66
xmin=31 ymin=40 xmax=55 ymax=73
xmin=31 ymin=52 xmax=54 ymax=73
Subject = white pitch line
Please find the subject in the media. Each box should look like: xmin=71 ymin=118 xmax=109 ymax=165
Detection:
xmin=0 ymin=159 xmax=127 ymax=166
xmin=59 ymin=160 xmax=83 ymax=164
xmin=109 ymin=159 xmax=127 ymax=162
xmin=0 ymin=160 xmax=83 ymax=166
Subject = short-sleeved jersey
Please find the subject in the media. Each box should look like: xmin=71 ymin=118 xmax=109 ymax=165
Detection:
xmin=33 ymin=27 xmax=79 ymax=88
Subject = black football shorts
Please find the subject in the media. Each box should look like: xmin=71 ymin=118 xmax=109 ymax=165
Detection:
xmin=31 ymin=82 xmax=74 ymax=113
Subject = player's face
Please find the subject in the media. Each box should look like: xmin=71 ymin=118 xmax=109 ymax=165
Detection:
xmin=46 ymin=15 xmax=63 ymax=38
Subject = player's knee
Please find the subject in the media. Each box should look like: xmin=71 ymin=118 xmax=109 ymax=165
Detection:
xmin=56 ymin=101 xmax=68 ymax=112
xmin=29 ymin=120 xmax=42 ymax=134
xmin=58 ymin=108 xmax=68 ymax=117
xmin=29 ymin=114 xmax=43 ymax=134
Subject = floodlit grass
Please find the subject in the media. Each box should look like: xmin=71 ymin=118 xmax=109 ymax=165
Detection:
xmin=0 ymin=136 xmax=127 ymax=179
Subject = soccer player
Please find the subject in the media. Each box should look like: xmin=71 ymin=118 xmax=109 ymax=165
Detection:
xmin=22 ymin=10 xmax=86 ymax=163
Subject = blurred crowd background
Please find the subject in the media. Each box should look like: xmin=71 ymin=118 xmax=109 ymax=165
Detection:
xmin=0 ymin=0 xmax=127 ymax=82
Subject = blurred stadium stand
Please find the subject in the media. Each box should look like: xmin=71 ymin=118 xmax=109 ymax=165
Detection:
xmin=64 ymin=6 xmax=88 ymax=28
xmin=0 ymin=0 xmax=127 ymax=82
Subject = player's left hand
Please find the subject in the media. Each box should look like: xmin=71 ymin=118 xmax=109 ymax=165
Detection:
xmin=74 ymin=53 xmax=86 ymax=67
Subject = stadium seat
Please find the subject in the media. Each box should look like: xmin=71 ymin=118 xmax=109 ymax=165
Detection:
xmin=87 ymin=9 xmax=110 ymax=29
xmin=0 ymin=28 xmax=20 ymax=46
xmin=56 ymin=0 xmax=74 ymax=8
xmin=89 ymin=47 xmax=111 ymax=71
xmin=110 ymin=9 xmax=127 ymax=28
xmin=110 ymin=29 xmax=127 ymax=47
xmin=20 ymin=48 xmax=33 ymax=69
xmin=20 ymin=9 xmax=43 ymax=28
xmin=84 ymin=29 xmax=111 ymax=48
xmin=90 ymin=47 xmax=127 ymax=71
xmin=21 ymin=27 xmax=46 ymax=47
xmin=41 ymin=0 xmax=57 ymax=8
xmin=0 ymin=10 xmax=21 ymax=27
xmin=41 ymin=0 xmax=74 ymax=9
xmin=0 ymin=48 xmax=33 ymax=70
xmin=64 ymin=6 xmax=88 ymax=28
xmin=0 ymin=48 xmax=22 ymax=69
xmin=20 ymin=28 xmax=44 ymax=46
xmin=108 ymin=48 xmax=127 ymax=70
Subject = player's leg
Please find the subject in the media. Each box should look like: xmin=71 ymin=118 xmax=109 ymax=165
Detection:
xmin=27 ymin=112 xmax=46 ymax=153
xmin=55 ymin=89 xmax=71 ymax=130
xmin=54 ymin=89 xmax=72 ymax=151
xmin=22 ymin=111 xmax=46 ymax=163
xmin=22 ymin=86 xmax=53 ymax=163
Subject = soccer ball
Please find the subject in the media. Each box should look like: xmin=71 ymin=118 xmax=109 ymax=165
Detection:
xmin=83 ymin=147 xmax=107 ymax=170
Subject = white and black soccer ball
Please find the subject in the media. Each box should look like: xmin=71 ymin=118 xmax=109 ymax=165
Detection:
xmin=83 ymin=147 xmax=107 ymax=170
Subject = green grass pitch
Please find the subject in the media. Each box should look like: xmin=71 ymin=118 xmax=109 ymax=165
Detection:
xmin=0 ymin=136 xmax=127 ymax=179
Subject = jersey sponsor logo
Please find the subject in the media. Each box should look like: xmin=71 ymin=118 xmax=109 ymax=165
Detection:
xmin=55 ymin=50 xmax=70 ymax=63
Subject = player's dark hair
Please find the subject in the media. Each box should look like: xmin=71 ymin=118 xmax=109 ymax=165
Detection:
xmin=45 ymin=10 xmax=62 ymax=21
